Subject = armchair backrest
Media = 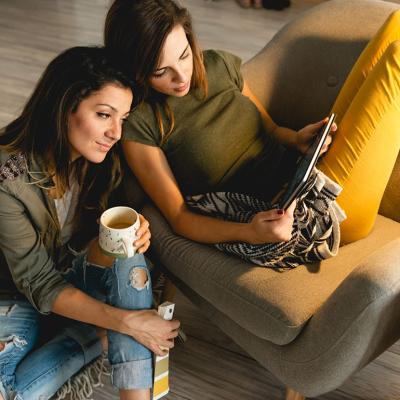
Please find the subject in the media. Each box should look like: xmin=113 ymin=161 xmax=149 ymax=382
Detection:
xmin=242 ymin=0 xmax=400 ymax=221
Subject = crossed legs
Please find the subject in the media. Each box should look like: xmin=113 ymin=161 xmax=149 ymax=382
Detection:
xmin=319 ymin=10 xmax=400 ymax=243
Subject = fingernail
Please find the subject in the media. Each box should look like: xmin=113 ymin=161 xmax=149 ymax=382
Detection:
xmin=277 ymin=209 xmax=284 ymax=215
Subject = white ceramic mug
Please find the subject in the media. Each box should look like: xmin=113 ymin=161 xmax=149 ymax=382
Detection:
xmin=98 ymin=206 xmax=140 ymax=258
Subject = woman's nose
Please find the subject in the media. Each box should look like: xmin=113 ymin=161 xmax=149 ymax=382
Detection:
xmin=173 ymin=67 xmax=187 ymax=83
xmin=106 ymin=120 xmax=122 ymax=141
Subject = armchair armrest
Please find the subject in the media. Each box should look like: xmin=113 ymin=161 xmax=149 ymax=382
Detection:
xmin=280 ymin=239 xmax=400 ymax=396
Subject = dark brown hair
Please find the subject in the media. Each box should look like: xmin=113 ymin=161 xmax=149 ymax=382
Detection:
xmin=104 ymin=0 xmax=208 ymax=140
xmin=0 ymin=46 xmax=133 ymax=220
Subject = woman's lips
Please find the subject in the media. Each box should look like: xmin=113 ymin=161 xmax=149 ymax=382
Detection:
xmin=97 ymin=142 xmax=112 ymax=152
xmin=174 ymin=82 xmax=189 ymax=92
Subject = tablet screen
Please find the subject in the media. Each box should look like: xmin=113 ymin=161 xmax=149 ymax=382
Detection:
xmin=278 ymin=113 xmax=336 ymax=210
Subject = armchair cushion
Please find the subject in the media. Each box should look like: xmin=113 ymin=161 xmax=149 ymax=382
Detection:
xmin=144 ymin=204 xmax=400 ymax=345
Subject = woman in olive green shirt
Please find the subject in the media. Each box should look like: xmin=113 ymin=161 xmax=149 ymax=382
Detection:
xmin=104 ymin=0 xmax=339 ymax=251
xmin=104 ymin=0 xmax=400 ymax=257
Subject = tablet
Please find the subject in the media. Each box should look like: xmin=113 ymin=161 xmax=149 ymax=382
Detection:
xmin=278 ymin=113 xmax=336 ymax=210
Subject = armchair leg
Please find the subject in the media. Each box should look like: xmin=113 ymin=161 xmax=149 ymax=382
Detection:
xmin=286 ymin=388 xmax=306 ymax=400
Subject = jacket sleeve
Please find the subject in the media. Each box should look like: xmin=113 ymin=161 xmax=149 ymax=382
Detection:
xmin=0 ymin=186 xmax=73 ymax=314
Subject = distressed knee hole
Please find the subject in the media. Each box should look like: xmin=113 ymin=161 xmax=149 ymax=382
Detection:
xmin=129 ymin=267 xmax=149 ymax=290
xmin=0 ymin=336 xmax=27 ymax=352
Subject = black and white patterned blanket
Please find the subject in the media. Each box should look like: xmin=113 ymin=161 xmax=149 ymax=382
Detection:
xmin=186 ymin=169 xmax=346 ymax=270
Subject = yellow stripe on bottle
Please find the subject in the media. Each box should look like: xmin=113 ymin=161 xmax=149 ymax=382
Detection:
xmin=153 ymin=374 xmax=169 ymax=400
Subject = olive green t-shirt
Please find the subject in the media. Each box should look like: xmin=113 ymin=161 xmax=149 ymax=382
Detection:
xmin=124 ymin=50 xmax=294 ymax=200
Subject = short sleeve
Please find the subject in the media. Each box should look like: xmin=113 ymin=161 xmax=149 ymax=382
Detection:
xmin=213 ymin=50 xmax=244 ymax=91
xmin=123 ymin=103 xmax=161 ymax=147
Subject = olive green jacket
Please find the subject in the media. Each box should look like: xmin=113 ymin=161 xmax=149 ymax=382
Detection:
xmin=0 ymin=149 xmax=77 ymax=313
xmin=0 ymin=146 xmax=121 ymax=314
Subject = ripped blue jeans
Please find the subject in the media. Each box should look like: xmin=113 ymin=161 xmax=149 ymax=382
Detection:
xmin=0 ymin=253 xmax=153 ymax=400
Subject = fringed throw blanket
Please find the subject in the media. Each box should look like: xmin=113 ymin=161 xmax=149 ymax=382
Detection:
xmin=186 ymin=169 xmax=346 ymax=270
xmin=53 ymin=354 xmax=109 ymax=400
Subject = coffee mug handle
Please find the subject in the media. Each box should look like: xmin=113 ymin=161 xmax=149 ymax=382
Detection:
xmin=121 ymin=236 xmax=135 ymax=258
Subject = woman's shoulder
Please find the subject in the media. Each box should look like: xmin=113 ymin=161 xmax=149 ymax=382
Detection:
xmin=124 ymin=102 xmax=160 ymax=145
xmin=203 ymin=49 xmax=243 ymax=90
xmin=126 ymin=102 xmax=157 ymax=129
xmin=203 ymin=49 xmax=240 ymax=61
xmin=203 ymin=49 xmax=242 ymax=70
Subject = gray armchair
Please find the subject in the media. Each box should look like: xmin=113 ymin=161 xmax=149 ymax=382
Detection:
xmin=127 ymin=0 xmax=400 ymax=397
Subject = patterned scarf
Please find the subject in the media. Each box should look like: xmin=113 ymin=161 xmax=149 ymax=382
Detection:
xmin=186 ymin=169 xmax=346 ymax=270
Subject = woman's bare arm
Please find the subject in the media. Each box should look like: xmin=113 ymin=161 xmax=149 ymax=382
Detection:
xmin=123 ymin=141 xmax=295 ymax=245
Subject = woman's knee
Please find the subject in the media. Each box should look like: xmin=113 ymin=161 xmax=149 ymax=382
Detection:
xmin=0 ymin=302 xmax=39 ymax=365
xmin=0 ymin=335 xmax=29 ymax=356
xmin=0 ymin=330 xmax=36 ymax=400
xmin=387 ymin=9 xmax=400 ymax=27
xmin=109 ymin=257 xmax=152 ymax=309
xmin=129 ymin=267 xmax=150 ymax=291
xmin=114 ymin=254 xmax=150 ymax=290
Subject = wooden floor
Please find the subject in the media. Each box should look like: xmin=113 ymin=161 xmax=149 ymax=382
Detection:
xmin=0 ymin=0 xmax=326 ymax=127
xmin=1 ymin=0 xmax=400 ymax=399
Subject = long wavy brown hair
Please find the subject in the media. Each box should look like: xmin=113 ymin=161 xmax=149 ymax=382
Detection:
xmin=0 ymin=46 xmax=134 ymax=236
xmin=104 ymin=0 xmax=208 ymax=141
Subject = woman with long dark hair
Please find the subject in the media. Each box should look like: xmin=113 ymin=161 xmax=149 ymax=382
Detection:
xmin=0 ymin=46 xmax=179 ymax=400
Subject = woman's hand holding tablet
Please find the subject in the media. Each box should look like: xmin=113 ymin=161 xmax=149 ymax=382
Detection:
xmin=278 ymin=113 xmax=336 ymax=211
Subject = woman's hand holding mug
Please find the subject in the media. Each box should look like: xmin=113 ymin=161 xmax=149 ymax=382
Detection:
xmin=99 ymin=206 xmax=141 ymax=258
